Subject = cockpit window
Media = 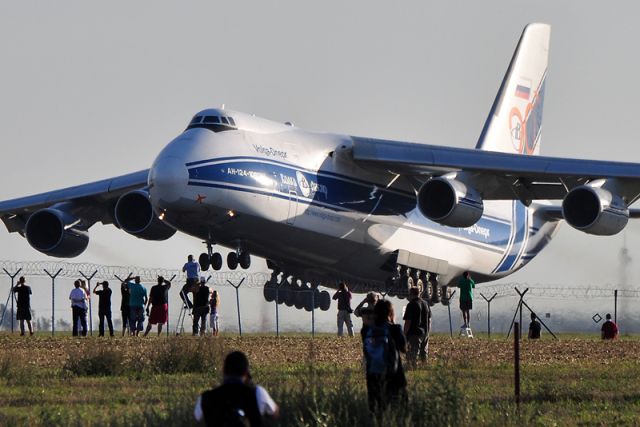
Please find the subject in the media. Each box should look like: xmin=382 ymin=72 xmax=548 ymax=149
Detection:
xmin=186 ymin=114 xmax=237 ymax=133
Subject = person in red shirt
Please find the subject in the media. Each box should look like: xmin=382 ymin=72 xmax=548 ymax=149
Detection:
xmin=601 ymin=313 xmax=619 ymax=340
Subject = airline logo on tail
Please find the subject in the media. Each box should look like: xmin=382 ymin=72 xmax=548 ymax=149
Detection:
xmin=509 ymin=73 xmax=546 ymax=155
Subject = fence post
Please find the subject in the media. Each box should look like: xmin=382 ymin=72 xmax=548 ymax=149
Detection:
xmin=447 ymin=290 xmax=456 ymax=338
xmin=226 ymin=278 xmax=245 ymax=337
xmin=44 ymin=268 xmax=63 ymax=337
xmin=311 ymin=288 xmax=315 ymax=338
xmin=79 ymin=271 xmax=97 ymax=336
xmin=514 ymin=321 xmax=520 ymax=407
xmin=166 ymin=274 xmax=176 ymax=338
xmin=480 ymin=292 xmax=497 ymax=339
xmin=614 ymin=289 xmax=618 ymax=325
xmin=1 ymin=268 xmax=22 ymax=333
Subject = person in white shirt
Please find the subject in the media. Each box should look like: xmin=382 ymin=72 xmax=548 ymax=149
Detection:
xmin=69 ymin=279 xmax=89 ymax=336
xmin=194 ymin=351 xmax=278 ymax=426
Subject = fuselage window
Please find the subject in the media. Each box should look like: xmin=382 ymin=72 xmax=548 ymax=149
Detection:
xmin=227 ymin=117 xmax=236 ymax=126
xmin=191 ymin=116 xmax=203 ymax=124
xmin=204 ymin=116 xmax=220 ymax=124
xmin=220 ymin=117 xmax=229 ymax=125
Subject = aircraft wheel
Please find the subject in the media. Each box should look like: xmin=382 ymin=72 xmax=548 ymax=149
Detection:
xmin=313 ymin=289 xmax=321 ymax=309
xmin=263 ymin=281 xmax=276 ymax=302
xmin=430 ymin=279 xmax=441 ymax=304
xmin=239 ymin=251 xmax=251 ymax=269
xmin=319 ymin=290 xmax=331 ymax=311
xmin=211 ymin=253 xmax=223 ymax=271
xmin=199 ymin=253 xmax=210 ymax=271
xmin=284 ymin=286 xmax=295 ymax=307
xmin=227 ymin=252 xmax=238 ymax=270
xmin=295 ymin=283 xmax=308 ymax=310
xmin=276 ymin=285 xmax=287 ymax=304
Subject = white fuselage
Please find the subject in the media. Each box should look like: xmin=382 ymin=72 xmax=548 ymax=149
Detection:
xmin=148 ymin=109 xmax=560 ymax=289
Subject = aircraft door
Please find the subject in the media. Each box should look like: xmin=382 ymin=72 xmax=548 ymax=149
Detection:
xmin=287 ymin=190 xmax=298 ymax=225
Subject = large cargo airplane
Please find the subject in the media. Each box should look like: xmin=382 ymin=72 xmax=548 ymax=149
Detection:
xmin=1 ymin=23 xmax=638 ymax=309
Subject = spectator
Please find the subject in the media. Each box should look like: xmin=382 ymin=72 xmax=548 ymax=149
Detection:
xmin=127 ymin=276 xmax=148 ymax=336
xmin=457 ymin=271 xmax=475 ymax=328
xmin=362 ymin=299 xmax=407 ymax=412
xmin=120 ymin=279 xmax=130 ymax=337
xmin=332 ymin=282 xmax=354 ymax=336
xmin=210 ymin=289 xmax=220 ymax=337
xmin=601 ymin=313 xmax=619 ymax=340
xmin=193 ymin=277 xmax=210 ymax=336
xmin=12 ymin=276 xmax=33 ymax=336
xmin=69 ymin=279 xmax=88 ymax=337
xmin=182 ymin=254 xmax=200 ymax=288
xmin=144 ymin=276 xmax=171 ymax=337
xmin=354 ymin=291 xmax=380 ymax=317
xmin=528 ymin=312 xmax=541 ymax=340
xmin=93 ymin=281 xmax=114 ymax=337
xmin=194 ymin=351 xmax=279 ymax=426
xmin=403 ymin=286 xmax=431 ymax=367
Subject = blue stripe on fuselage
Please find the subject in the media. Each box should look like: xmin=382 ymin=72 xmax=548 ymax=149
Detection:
xmin=494 ymin=201 xmax=528 ymax=273
xmin=187 ymin=158 xmax=513 ymax=250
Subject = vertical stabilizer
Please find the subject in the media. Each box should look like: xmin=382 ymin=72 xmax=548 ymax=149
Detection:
xmin=476 ymin=23 xmax=550 ymax=156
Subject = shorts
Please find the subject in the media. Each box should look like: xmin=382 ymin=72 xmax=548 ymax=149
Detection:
xmin=460 ymin=299 xmax=473 ymax=311
xmin=121 ymin=308 xmax=130 ymax=326
xmin=149 ymin=304 xmax=168 ymax=325
xmin=16 ymin=306 xmax=31 ymax=321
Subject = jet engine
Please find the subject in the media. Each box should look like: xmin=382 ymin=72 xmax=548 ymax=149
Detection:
xmin=114 ymin=190 xmax=176 ymax=240
xmin=417 ymin=177 xmax=484 ymax=227
xmin=25 ymin=208 xmax=89 ymax=257
xmin=561 ymin=185 xmax=629 ymax=235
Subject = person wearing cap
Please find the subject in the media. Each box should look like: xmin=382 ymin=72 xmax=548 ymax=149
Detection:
xmin=144 ymin=276 xmax=172 ymax=337
xmin=93 ymin=281 xmax=114 ymax=337
xmin=192 ymin=276 xmax=210 ymax=336
xmin=194 ymin=351 xmax=279 ymax=426
xmin=127 ymin=276 xmax=147 ymax=336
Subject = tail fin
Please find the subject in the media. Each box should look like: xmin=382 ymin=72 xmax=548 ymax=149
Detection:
xmin=476 ymin=23 xmax=550 ymax=156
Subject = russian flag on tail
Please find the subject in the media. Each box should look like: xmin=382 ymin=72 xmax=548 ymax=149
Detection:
xmin=515 ymin=84 xmax=530 ymax=100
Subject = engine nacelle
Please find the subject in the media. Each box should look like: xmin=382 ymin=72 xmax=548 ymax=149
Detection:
xmin=417 ymin=177 xmax=484 ymax=227
xmin=562 ymin=186 xmax=629 ymax=235
xmin=25 ymin=209 xmax=89 ymax=257
xmin=115 ymin=190 xmax=176 ymax=240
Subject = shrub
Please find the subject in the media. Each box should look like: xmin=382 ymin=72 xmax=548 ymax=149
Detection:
xmin=64 ymin=346 xmax=124 ymax=376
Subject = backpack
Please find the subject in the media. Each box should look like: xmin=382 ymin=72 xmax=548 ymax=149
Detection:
xmin=363 ymin=324 xmax=399 ymax=375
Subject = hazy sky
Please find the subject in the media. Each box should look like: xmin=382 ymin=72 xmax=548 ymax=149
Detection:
xmin=0 ymin=1 xmax=639 ymax=293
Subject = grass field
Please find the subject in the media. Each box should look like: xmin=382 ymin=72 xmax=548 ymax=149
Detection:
xmin=0 ymin=332 xmax=639 ymax=426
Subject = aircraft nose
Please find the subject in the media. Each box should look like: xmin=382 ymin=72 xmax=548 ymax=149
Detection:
xmin=148 ymin=154 xmax=189 ymax=206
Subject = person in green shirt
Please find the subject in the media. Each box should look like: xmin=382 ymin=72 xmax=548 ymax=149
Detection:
xmin=457 ymin=271 xmax=475 ymax=328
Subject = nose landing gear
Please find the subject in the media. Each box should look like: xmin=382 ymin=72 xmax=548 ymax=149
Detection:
xmin=199 ymin=242 xmax=252 ymax=271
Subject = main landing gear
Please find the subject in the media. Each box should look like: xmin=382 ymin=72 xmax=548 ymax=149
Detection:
xmin=263 ymin=270 xmax=331 ymax=312
xmin=387 ymin=266 xmax=452 ymax=306
xmin=199 ymin=243 xmax=252 ymax=271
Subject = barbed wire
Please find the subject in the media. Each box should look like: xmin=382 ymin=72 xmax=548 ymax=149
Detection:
xmin=1 ymin=260 xmax=639 ymax=297
xmin=0 ymin=260 xmax=272 ymax=288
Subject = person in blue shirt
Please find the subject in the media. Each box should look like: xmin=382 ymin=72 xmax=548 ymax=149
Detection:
xmin=127 ymin=276 xmax=148 ymax=336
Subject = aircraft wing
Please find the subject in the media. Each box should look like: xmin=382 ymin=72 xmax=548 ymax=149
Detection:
xmin=0 ymin=170 xmax=148 ymax=233
xmin=351 ymin=137 xmax=640 ymax=203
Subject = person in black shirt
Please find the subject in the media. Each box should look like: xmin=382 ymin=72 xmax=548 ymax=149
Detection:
xmin=144 ymin=276 xmax=171 ymax=336
xmin=361 ymin=299 xmax=407 ymax=412
xmin=120 ymin=280 xmax=130 ymax=336
xmin=403 ymin=286 xmax=431 ymax=367
xmin=93 ymin=281 xmax=114 ymax=337
xmin=528 ymin=312 xmax=542 ymax=340
xmin=192 ymin=277 xmax=210 ymax=336
xmin=194 ymin=351 xmax=279 ymax=426
xmin=12 ymin=276 xmax=33 ymax=336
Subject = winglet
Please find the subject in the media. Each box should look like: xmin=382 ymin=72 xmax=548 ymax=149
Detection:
xmin=476 ymin=23 xmax=550 ymax=156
